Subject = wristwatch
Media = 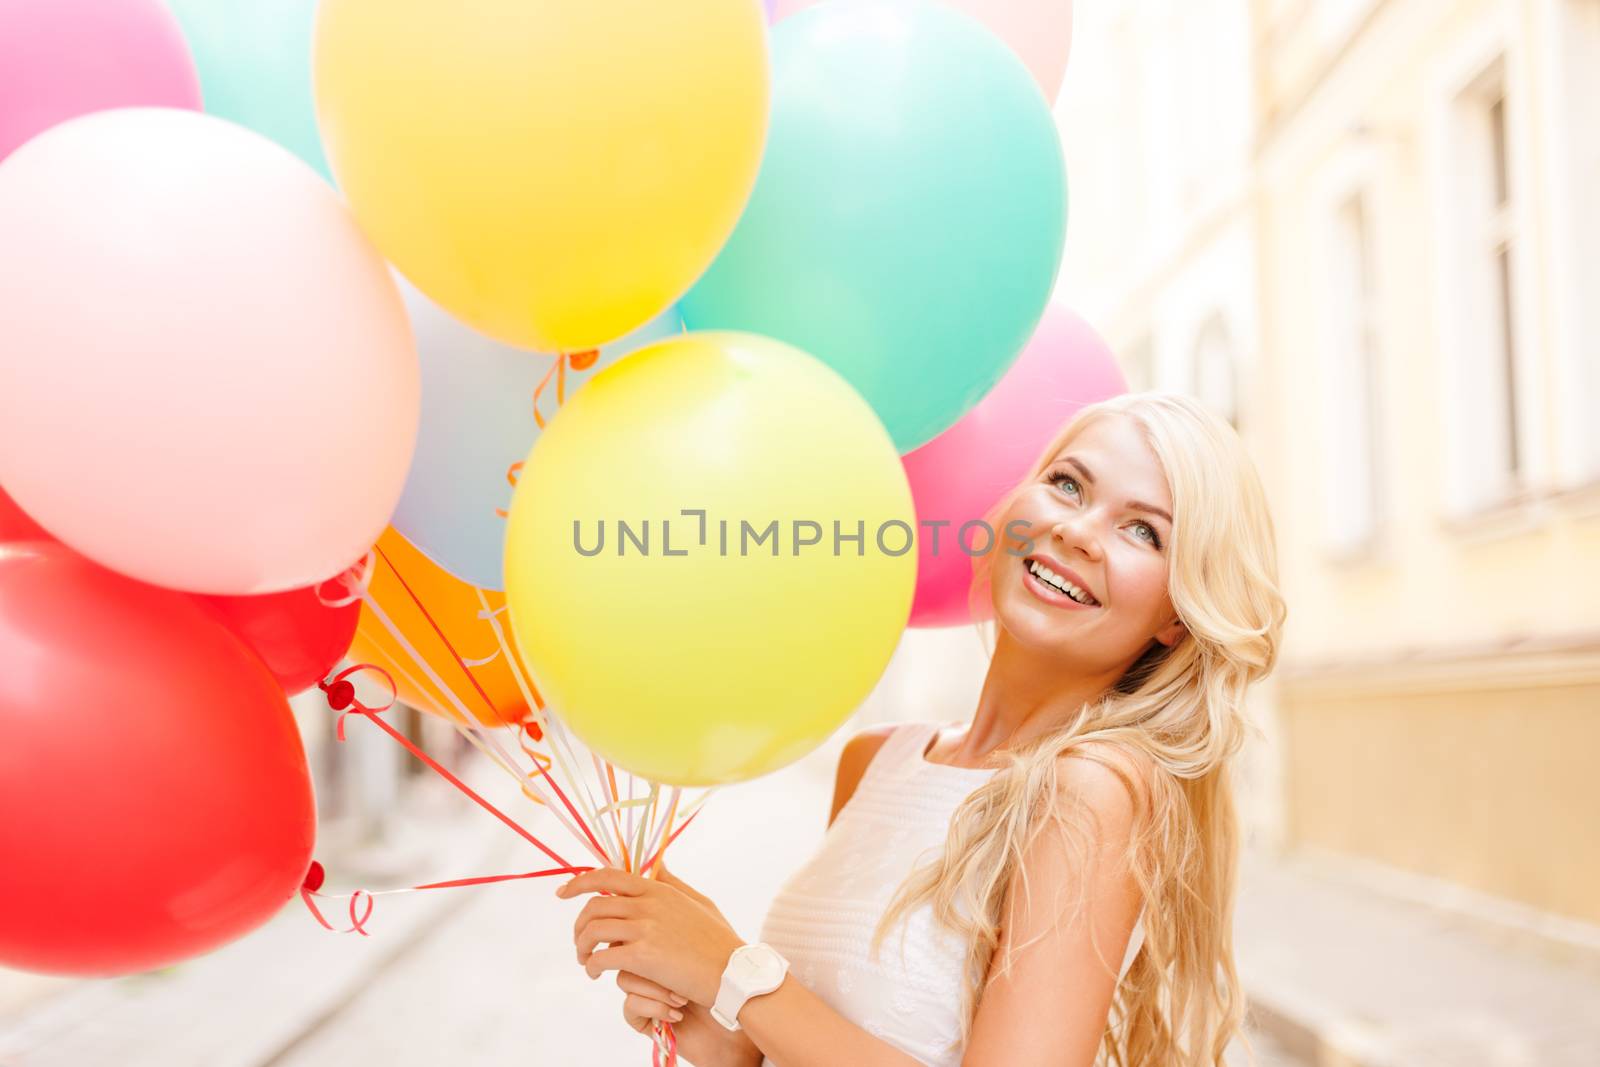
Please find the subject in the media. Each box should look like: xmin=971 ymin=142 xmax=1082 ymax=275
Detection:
xmin=710 ymin=942 xmax=790 ymax=1031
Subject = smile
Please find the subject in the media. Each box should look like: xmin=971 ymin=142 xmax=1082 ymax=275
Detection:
xmin=1023 ymin=557 xmax=1101 ymax=608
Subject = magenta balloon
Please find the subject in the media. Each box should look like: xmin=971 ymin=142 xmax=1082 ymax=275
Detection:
xmin=0 ymin=0 xmax=201 ymax=163
xmin=902 ymin=306 xmax=1125 ymax=628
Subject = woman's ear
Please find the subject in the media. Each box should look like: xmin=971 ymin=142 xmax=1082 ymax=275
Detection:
xmin=1155 ymin=618 xmax=1187 ymax=648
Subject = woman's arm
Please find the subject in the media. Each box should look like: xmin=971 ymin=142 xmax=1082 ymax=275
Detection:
xmin=738 ymin=756 xmax=1141 ymax=1067
xmin=561 ymin=867 xmax=927 ymax=1067
xmin=959 ymin=754 xmax=1143 ymax=1066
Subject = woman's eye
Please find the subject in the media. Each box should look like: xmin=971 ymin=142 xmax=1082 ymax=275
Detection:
xmin=1051 ymin=472 xmax=1079 ymax=496
xmin=1134 ymin=522 xmax=1164 ymax=548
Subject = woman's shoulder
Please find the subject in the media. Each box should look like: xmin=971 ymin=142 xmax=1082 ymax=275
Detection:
xmin=827 ymin=721 xmax=934 ymax=825
xmin=1051 ymin=740 xmax=1154 ymax=826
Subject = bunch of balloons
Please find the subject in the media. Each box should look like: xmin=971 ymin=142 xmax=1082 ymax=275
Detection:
xmin=0 ymin=0 xmax=1127 ymax=998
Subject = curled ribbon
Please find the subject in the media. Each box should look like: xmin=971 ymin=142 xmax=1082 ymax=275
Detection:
xmin=298 ymin=859 xmax=593 ymax=937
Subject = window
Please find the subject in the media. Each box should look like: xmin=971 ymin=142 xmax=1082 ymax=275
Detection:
xmin=1190 ymin=314 xmax=1240 ymax=429
xmin=1122 ymin=333 xmax=1156 ymax=393
xmin=1320 ymin=191 xmax=1384 ymax=555
xmin=1432 ymin=52 xmax=1533 ymax=515
xmin=1481 ymin=86 xmax=1523 ymax=483
xmin=1556 ymin=0 xmax=1600 ymax=481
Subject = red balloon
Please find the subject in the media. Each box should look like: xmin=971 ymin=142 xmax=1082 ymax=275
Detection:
xmin=195 ymin=577 xmax=362 ymax=696
xmin=0 ymin=542 xmax=316 ymax=976
xmin=0 ymin=484 xmax=49 ymax=541
xmin=2 ymin=486 xmax=357 ymax=695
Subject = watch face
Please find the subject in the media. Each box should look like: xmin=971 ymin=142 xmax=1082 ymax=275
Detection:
xmin=734 ymin=945 xmax=783 ymax=985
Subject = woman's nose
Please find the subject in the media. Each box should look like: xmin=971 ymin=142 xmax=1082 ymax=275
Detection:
xmin=1051 ymin=511 xmax=1104 ymax=562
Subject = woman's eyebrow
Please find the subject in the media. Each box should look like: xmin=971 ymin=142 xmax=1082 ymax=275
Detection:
xmin=1126 ymin=505 xmax=1177 ymax=531
xmin=1059 ymin=455 xmax=1173 ymax=525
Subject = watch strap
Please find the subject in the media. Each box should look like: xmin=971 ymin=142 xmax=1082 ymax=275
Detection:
xmin=711 ymin=942 xmax=789 ymax=1031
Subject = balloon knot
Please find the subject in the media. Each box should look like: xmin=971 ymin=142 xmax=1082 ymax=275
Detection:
xmin=303 ymin=860 xmax=326 ymax=892
xmin=568 ymin=348 xmax=600 ymax=371
xmin=322 ymin=678 xmax=357 ymax=711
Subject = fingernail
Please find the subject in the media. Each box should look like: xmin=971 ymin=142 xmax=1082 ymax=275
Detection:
xmin=668 ymin=1010 xmax=684 ymax=1023
xmin=670 ymin=993 xmax=688 ymax=1006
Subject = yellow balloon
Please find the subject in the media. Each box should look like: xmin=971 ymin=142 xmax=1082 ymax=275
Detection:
xmin=503 ymin=332 xmax=916 ymax=786
xmin=313 ymin=0 xmax=768 ymax=352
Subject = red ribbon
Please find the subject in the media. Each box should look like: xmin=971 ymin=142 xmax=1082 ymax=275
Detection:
xmin=317 ymin=666 xmax=578 ymax=871
xmin=299 ymin=861 xmax=594 ymax=937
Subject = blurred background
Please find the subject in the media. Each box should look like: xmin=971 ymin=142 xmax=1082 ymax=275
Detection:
xmin=3 ymin=0 xmax=1597 ymax=1064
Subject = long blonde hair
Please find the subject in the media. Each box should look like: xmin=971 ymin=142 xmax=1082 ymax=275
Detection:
xmin=871 ymin=392 xmax=1287 ymax=1065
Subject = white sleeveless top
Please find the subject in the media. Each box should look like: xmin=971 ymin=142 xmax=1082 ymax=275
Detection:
xmin=757 ymin=721 xmax=1143 ymax=1067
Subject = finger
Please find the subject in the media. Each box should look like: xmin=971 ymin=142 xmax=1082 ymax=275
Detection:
xmin=653 ymin=862 xmax=718 ymax=912
xmin=585 ymin=943 xmax=638 ymax=980
xmin=576 ymin=918 xmax=634 ymax=963
xmin=572 ymin=895 xmax=635 ymax=944
xmin=558 ymin=867 xmax=654 ymax=900
xmin=623 ymin=993 xmax=684 ymax=1025
xmin=617 ymin=970 xmax=689 ymax=1006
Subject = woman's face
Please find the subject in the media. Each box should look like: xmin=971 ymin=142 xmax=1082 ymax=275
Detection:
xmin=990 ymin=413 xmax=1184 ymax=673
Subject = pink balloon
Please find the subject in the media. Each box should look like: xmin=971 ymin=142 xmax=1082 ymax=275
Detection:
xmin=0 ymin=108 xmax=419 ymax=595
xmin=0 ymin=0 xmax=201 ymax=163
xmin=903 ymin=306 xmax=1125 ymax=628
xmin=773 ymin=0 xmax=1072 ymax=103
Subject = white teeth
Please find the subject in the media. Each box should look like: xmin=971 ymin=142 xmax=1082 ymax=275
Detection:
xmin=1027 ymin=560 xmax=1098 ymax=606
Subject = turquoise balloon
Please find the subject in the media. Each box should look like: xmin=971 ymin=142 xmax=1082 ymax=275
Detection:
xmin=167 ymin=0 xmax=329 ymax=179
xmin=681 ymin=0 xmax=1066 ymax=453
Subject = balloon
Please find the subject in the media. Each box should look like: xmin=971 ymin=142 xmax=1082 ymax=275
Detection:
xmin=2 ymin=486 xmax=356 ymax=693
xmin=0 ymin=108 xmax=419 ymax=595
xmin=313 ymin=0 xmax=769 ymax=352
xmin=194 ymin=576 xmax=363 ymax=696
xmin=347 ymin=527 xmax=535 ymax=729
xmin=772 ymin=0 xmax=1073 ymax=103
xmin=0 ymin=0 xmax=200 ymax=163
xmin=903 ymin=306 xmax=1124 ymax=628
xmin=391 ymin=277 xmax=683 ymax=591
xmin=681 ymin=0 xmax=1066 ymax=453
xmin=0 ymin=485 xmax=48 ymax=542
xmin=0 ymin=542 xmax=316 ymax=976
xmin=503 ymin=332 xmax=916 ymax=786
xmin=167 ymin=0 xmax=329 ymax=178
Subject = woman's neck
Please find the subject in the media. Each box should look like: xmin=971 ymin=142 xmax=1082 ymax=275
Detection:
xmin=946 ymin=627 xmax=1125 ymax=765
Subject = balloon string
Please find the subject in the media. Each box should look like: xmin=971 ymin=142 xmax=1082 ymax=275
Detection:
xmin=299 ymin=862 xmax=592 ymax=936
xmin=315 ymin=552 xmax=376 ymax=608
xmin=472 ymin=593 xmax=615 ymax=861
xmin=361 ymin=588 xmax=486 ymax=725
xmin=373 ymin=545 xmax=509 ymax=725
xmin=643 ymin=805 xmax=701 ymax=879
xmin=651 ymin=1016 xmax=678 ymax=1067
xmin=319 ymin=667 xmax=576 ymax=871
xmin=493 ymin=462 xmax=524 ymax=520
xmin=531 ymin=354 xmax=560 ymax=431
xmin=521 ymin=725 xmax=611 ymax=860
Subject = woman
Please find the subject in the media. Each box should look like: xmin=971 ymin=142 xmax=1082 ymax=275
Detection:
xmin=557 ymin=392 xmax=1287 ymax=1065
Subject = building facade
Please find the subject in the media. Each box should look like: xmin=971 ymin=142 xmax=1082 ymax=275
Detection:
xmin=1058 ymin=0 xmax=1600 ymax=926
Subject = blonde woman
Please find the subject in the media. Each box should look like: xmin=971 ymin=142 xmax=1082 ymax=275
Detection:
xmin=557 ymin=392 xmax=1288 ymax=1066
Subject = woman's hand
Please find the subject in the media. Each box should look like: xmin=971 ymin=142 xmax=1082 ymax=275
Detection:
xmin=558 ymin=863 xmax=745 ymax=1007
xmin=616 ymin=971 xmax=763 ymax=1067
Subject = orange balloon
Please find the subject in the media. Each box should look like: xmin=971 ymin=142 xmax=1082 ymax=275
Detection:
xmin=347 ymin=527 xmax=536 ymax=728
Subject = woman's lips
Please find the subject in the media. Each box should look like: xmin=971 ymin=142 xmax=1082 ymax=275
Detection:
xmin=1021 ymin=556 xmax=1101 ymax=611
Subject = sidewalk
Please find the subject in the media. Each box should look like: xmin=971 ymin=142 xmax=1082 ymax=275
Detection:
xmin=0 ymin=734 xmax=1303 ymax=1066
xmin=1236 ymin=854 xmax=1600 ymax=1067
